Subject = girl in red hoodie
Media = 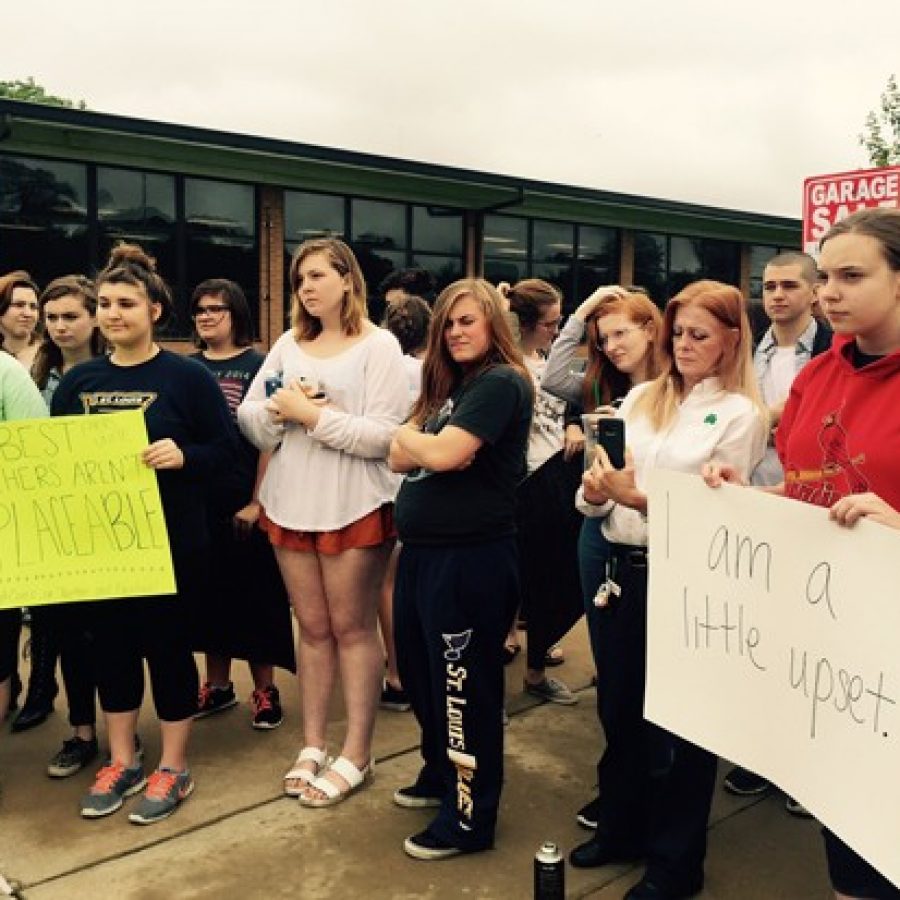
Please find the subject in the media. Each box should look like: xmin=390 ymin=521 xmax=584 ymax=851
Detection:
xmin=707 ymin=207 xmax=900 ymax=900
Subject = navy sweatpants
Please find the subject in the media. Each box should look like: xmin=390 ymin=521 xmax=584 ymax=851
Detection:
xmin=394 ymin=538 xmax=519 ymax=850
xmin=595 ymin=546 xmax=718 ymax=887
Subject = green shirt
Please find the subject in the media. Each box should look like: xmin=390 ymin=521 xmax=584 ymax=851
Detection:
xmin=0 ymin=351 xmax=47 ymax=422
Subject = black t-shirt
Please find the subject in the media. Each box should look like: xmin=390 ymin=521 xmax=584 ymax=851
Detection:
xmin=51 ymin=350 xmax=236 ymax=560
xmin=395 ymin=365 xmax=532 ymax=545
xmin=191 ymin=348 xmax=263 ymax=514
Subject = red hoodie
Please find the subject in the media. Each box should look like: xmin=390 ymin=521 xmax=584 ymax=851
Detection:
xmin=777 ymin=334 xmax=900 ymax=511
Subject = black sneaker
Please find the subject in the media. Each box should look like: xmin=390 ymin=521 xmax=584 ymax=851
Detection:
xmin=403 ymin=829 xmax=466 ymax=860
xmin=393 ymin=782 xmax=442 ymax=809
xmin=10 ymin=701 xmax=54 ymax=732
xmin=380 ymin=682 xmax=411 ymax=712
xmin=195 ymin=681 xmax=238 ymax=719
xmin=250 ymin=685 xmax=283 ymax=730
xmin=723 ymin=766 xmax=771 ymax=796
xmin=577 ymin=796 xmax=601 ymax=830
xmin=48 ymin=736 xmax=99 ymax=778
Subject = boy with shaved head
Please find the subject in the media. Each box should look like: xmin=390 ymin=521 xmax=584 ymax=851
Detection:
xmin=750 ymin=251 xmax=833 ymax=486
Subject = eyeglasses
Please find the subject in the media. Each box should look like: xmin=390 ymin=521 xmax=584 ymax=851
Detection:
xmin=192 ymin=304 xmax=230 ymax=319
xmin=596 ymin=325 xmax=643 ymax=348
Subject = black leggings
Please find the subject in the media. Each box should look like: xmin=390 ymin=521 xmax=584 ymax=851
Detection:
xmin=0 ymin=608 xmax=20 ymax=684
xmin=516 ymin=451 xmax=584 ymax=670
xmin=29 ymin=602 xmax=96 ymax=727
xmin=594 ymin=546 xmax=718 ymax=886
xmin=89 ymin=589 xmax=198 ymax=723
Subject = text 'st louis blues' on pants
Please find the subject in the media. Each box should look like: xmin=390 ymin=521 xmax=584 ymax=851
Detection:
xmin=394 ymin=537 xmax=519 ymax=850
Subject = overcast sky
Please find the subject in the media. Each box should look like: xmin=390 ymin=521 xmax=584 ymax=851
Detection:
xmin=4 ymin=0 xmax=897 ymax=218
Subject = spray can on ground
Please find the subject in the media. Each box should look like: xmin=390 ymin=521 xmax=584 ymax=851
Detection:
xmin=534 ymin=841 xmax=564 ymax=900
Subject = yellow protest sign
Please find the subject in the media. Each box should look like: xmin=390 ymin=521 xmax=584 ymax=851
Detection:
xmin=0 ymin=410 xmax=175 ymax=608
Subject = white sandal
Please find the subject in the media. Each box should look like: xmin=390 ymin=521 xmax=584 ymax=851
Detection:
xmin=298 ymin=756 xmax=374 ymax=808
xmin=283 ymin=746 xmax=328 ymax=797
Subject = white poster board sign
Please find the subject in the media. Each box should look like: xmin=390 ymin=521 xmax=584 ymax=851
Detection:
xmin=646 ymin=470 xmax=899 ymax=887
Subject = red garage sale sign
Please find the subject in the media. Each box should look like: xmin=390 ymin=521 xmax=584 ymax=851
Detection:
xmin=803 ymin=166 xmax=900 ymax=255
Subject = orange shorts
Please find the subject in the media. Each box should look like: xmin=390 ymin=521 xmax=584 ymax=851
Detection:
xmin=260 ymin=504 xmax=396 ymax=555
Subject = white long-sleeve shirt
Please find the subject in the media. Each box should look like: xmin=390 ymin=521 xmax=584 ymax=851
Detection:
xmin=577 ymin=378 xmax=766 ymax=547
xmin=237 ymin=327 xmax=408 ymax=531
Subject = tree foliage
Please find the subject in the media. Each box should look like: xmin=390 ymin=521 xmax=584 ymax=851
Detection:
xmin=859 ymin=74 xmax=900 ymax=168
xmin=0 ymin=76 xmax=86 ymax=110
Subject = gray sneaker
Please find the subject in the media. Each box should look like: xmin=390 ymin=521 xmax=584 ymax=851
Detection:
xmin=524 ymin=676 xmax=578 ymax=706
xmin=128 ymin=768 xmax=194 ymax=825
xmin=80 ymin=763 xmax=147 ymax=818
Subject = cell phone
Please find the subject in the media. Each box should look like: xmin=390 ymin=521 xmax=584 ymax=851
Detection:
xmin=597 ymin=418 xmax=626 ymax=469
xmin=299 ymin=375 xmax=327 ymax=400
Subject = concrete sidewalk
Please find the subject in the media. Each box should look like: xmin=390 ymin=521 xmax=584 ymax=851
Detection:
xmin=0 ymin=624 xmax=832 ymax=899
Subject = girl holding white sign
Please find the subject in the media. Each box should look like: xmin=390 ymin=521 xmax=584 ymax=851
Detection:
xmin=572 ymin=280 xmax=766 ymax=899
xmin=705 ymin=208 xmax=900 ymax=900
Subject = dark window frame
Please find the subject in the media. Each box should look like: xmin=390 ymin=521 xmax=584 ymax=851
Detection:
xmin=0 ymin=151 xmax=260 ymax=339
xmin=483 ymin=213 xmax=620 ymax=314
xmin=632 ymin=231 xmax=741 ymax=306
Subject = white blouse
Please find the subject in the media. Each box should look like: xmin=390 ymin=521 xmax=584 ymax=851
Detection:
xmin=577 ymin=378 xmax=766 ymax=547
xmin=237 ymin=327 xmax=408 ymax=531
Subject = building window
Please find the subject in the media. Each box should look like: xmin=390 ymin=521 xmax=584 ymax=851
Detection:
xmin=411 ymin=206 xmax=464 ymax=297
xmin=412 ymin=206 xmax=462 ymax=256
xmin=633 ymin=232 xmax=740 ymax=305
xmin=0 ymin=155 xmax=88 ymax=286
xmin=0 ymin=156 xmax=259 ymax=340
xmin=576 ymin=225 xmax=619 ymax=301
xmin=283 ymin=190 xmax=346 ymax=324
xmin=183 ymin=178 xmax=257 ymax=339
xmin=283 ymin=192 xmax=465 ymax=323
xmin=482 ymin=215 xmax=528 ymax=286
xmin=350 ymin=198 xmax=407 ymax=320
xmin=483 ymin=215 xmax=618 ymax=314
xmin=284 ymin=191 xmax=345 ymax=246
xmin=632 ymin=233 xmax=667 ymax=303
xmin=97 ymin=166 xmax=177 ymax=321
xmin=532 ymin=219 xmax=575 ymax=305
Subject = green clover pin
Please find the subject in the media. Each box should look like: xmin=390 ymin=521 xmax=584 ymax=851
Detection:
xmin=704 ymin=413 xmax=718 ymax=425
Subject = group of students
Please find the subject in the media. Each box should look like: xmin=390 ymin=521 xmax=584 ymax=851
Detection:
xmin=0 ymin=253 xmax=297 ymax=824
xmin=0 ymin=206 xmax=897 ymax=899
xmin=547 ymin=210 xmax=899 ymax=900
